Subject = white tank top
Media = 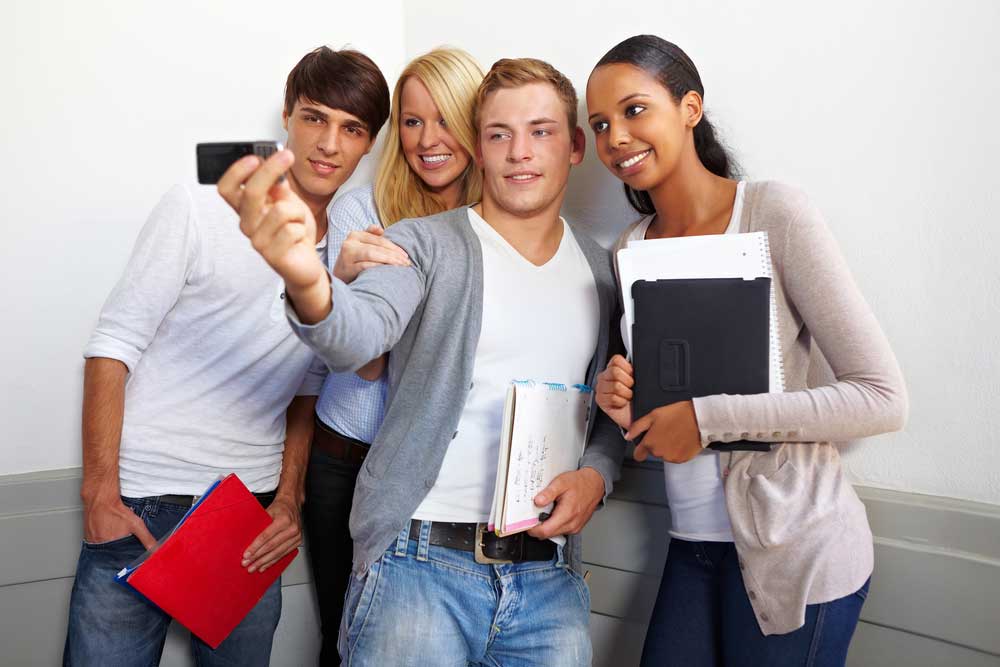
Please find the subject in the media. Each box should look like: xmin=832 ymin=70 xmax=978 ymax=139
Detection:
xmin=621 ymin=182 xmax=745 ymax=542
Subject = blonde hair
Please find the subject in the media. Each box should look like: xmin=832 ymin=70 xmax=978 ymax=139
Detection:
xmin=474 ymin=58 xmax=578 ymax=133
xmin=374 ymin=48 xmax=484 ymax=226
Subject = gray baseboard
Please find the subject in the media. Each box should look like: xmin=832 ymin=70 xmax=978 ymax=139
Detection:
xmin=1 ymin=465 xmax=998 ymax=666
xmin=580 ymin=460 xmax=1000 ymax=666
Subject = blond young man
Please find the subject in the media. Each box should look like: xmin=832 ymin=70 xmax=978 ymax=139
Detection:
xmin=219 ymin=58 xmax=626 ymax=667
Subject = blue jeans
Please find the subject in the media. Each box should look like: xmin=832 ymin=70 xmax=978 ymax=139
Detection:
xmin=63 ymin=495 xmax=281 ymax=666
xmin=641 ymin=540 xmax=869 ymax=667
xmin=339 ymin=522 xmax=592 ymax=667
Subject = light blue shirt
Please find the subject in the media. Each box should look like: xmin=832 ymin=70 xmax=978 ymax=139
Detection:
xmin=307 ymin=185 xmax=387 ymax=443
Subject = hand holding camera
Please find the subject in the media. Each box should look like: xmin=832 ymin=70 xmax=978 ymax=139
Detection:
xmin=216 ymin=148 xmax=332 ymax=324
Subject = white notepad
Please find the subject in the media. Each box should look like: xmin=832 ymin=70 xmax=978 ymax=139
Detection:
xmin=617 ymin=231 xmax=785 ymax=393
xmin=488 ymin=381 xmax=591 ymax=537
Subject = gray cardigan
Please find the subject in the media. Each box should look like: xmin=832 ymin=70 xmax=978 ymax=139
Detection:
xmin=289 ymin=206 xmax=626 ymax=574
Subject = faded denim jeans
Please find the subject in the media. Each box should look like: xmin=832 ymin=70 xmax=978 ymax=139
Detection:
xmin=339 ymin=521 xmax=592 ymax=667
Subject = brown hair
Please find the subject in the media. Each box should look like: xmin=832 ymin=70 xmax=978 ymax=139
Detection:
xmin=474 ymin=58 xmax=578 ymax=133
xmin=284 ymin=46 xmax=390 ymax=136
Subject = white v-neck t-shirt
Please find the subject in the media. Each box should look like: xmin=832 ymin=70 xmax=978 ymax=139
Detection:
xmin=412 ymin=208 xmax=600 ymax=523
xmin=623 ymin=181 xmax=745 ymax=542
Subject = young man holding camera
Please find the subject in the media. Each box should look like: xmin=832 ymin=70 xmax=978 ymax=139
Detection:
xmin=220 ymin=57 xmax=626 ymax=666
xmin=63 ymin=46 xmax=389 ymax=666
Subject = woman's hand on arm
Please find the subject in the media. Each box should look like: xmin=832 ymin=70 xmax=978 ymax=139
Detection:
xmin=333 ymin=225 xmax=410 ymax=284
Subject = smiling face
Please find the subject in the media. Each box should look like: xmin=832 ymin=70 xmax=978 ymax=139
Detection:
xmin=398 ymin=76 xmax=472 ymax=206
xmin=586 ymin=63 xmax=701 ymax=192
xmin=282 ymin=97 xmax=374 ymax=206
xmin=477 ymin=82 xmax=584 ymax=219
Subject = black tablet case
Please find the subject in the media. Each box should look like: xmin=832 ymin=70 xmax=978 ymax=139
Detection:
xmin=631 ymin=278 xmax=772 ymax=452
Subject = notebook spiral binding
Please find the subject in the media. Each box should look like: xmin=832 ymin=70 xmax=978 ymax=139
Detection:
xmin=758 ymin=233 xmax=786 ymax=393
xmin=515 ymin=380 xmax=592 ymax=394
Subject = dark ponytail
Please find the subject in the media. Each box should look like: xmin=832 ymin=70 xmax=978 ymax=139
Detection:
xmin=595 ymin=35 xmax=738 ymax=215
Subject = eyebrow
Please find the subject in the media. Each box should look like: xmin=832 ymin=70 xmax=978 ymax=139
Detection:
xmin=484 ymin=118 xmax=560 ymax=131
xmin=587 ymin=93 xmax=651 ymax=121
xmin=299 ymin=106 xmax=328 ymax=120
xmin=300 ymin=106 xmax=368 ymax=130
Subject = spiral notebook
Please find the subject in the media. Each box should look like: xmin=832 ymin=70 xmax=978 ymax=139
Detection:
xmin=488 ymin=381 xmax=591 ymax=537
xmin=617 ymin=231 xmax=785 ymax=394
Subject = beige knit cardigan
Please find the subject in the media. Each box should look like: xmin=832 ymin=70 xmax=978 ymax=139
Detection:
xmin=613 ymin=181 xmax=908 ymax=635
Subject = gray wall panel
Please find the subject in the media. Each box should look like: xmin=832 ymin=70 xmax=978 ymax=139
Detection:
xmin=0 ymin=508 xmax=82 ymax=587
xmin=863 ymin=540 xmax=1000 ymax=655
xmin=1 ymin=467 xmax=998 ymax=666
xmin=0 ymin=578 xmax=72 ymax=666
xmin=590 ymin=613 xmax=646 ymax=667
xmin=581 ymin=499 xmax=669 ymax=575
xmin=584 ymin=565 xmax=658 ymax=622
xmin=848 ymin=622 xmax=1000 ymax=667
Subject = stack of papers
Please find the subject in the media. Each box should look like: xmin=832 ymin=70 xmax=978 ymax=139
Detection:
xmin=488 ymin=381 xmax=591 ymax=536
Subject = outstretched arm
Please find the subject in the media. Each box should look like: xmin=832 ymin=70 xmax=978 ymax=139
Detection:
xmin=218 ymin=151 xmax=425 ymax=371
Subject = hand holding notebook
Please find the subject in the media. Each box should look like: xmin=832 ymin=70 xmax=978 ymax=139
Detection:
xmin=489 ymin=381 xmax=591 ymax=537
xmin=618 ymin=232 xmax=784 ymax=453
xmin=115 ymin=474 xmax=298 ymax=649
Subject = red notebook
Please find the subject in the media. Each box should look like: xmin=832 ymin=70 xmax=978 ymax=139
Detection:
xmin=115 ymin=473 xmax=297 ymax=648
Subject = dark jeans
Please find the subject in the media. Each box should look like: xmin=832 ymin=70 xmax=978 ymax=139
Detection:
xmin=63 ymin=495 xmax=281 ymax=667
xmin=303 ymin=446 xmax=362 ymax=666
xmin=641 ymin=540 xmax=869 ymax=667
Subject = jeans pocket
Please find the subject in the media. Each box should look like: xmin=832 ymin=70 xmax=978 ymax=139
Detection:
xmin=343 ymin=558 xmax=383 ymax=654
xmin=563 ymin=566 xmax=591 ymax=611
xmin=82 ymin=534 xmax=139 ymax=549
xmin=853 ymin=577 xmax=871 ymax=602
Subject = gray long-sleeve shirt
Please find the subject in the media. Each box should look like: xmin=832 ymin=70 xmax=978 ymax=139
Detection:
xmin=288 ymin=206 xmax=626 ymax=574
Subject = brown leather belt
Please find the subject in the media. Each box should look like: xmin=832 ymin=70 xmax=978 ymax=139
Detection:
xmin=313 ymin=417 xmax=370 ymax=465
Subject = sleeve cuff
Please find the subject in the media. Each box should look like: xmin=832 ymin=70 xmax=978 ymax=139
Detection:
xmin=579 ymin=462 xmax=614 ymax=504
xmin=692 ymin=395 xmax=724 ymax=447
xmin=82 ymin=336 xmax=142 ymax=374
xmin=284 ymin=270 xmax=345 ymax=335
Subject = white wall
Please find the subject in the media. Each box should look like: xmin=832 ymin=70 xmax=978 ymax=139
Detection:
xmin=403 ymin=0 xmax=1000 ymax=505
xmin=0 ymin=1 xmax=406 ymax=474
xmin=4 ymin=1 xmax=999 ymax=506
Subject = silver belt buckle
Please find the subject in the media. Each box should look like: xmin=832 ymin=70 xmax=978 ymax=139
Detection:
xmin=474 ymin=524 xmax=513 ymax=565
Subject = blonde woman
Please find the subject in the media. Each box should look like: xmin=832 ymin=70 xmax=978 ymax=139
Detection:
xmin=302 ymin=47 xmax=483 ymax=666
